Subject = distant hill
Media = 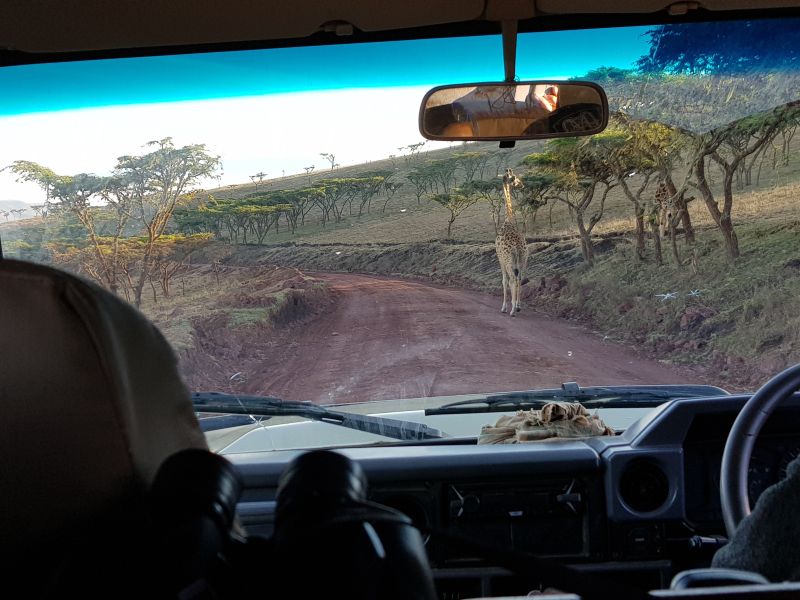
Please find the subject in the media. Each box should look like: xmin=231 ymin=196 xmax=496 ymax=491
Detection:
xmin=0 ymin=200 xmax=34 ymax=221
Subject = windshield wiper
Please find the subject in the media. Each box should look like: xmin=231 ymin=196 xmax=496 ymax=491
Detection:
xmin=425 ymin=382 xmax=729 ymax=415
xmin=192 ymin=392 xmax=447 ymax=441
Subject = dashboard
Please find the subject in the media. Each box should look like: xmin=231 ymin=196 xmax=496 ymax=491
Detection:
xmin=227 ymin=393 xmax=800 ymax=597
xmin=683 ymin=411 xmax=800 ymax=526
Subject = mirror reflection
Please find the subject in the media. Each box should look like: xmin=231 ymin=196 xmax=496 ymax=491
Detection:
xmin=420 ymin=82 xmax=607 ymax=140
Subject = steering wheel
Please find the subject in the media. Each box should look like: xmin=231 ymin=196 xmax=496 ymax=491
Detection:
xmin=720 ymin=363 xmax=800 ymax=537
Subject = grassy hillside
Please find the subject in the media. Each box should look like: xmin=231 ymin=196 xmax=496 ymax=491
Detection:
xmin=198 ymin=130 xmax=800 ymax=247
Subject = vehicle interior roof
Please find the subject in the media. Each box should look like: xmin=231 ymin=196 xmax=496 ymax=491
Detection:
xmin=2 ymin=0 xmax=800 ymax=62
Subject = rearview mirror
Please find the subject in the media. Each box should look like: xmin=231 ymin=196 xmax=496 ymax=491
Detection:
xmin=419 ymin=81 xmax=608 ymax=141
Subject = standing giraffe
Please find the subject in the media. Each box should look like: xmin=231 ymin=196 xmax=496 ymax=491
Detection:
xmin=654 ymin=179 xmax=673 ymax=238
xmin=653 ymin=178 xmax=698 ymax=267
xmin=495 ymin=168 xmax=528 ymax=315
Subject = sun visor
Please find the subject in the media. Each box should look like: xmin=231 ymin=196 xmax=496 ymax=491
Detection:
xmin=0 ymin=0 xmax=485 ymax=53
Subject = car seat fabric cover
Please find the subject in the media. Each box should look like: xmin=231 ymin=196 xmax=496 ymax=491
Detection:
xmin=0 ymin=259 xmax=207 ymax=556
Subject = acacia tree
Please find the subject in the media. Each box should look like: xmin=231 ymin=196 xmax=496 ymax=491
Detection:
xmin=637 ymin=21 xmax=800 ymax=75
xmin=429 ymin=189 xmax=478 ymax=239
xmin=425 ymin=157 xmax=461 ymax=194
xmin=199 ymin=200 xmax=240 ymax=243
xmin=320 ymin=153 xmax=336 ymax=170
xmin=406 ymin=168 xmax=431 ymax=205
xmin=174 ymin=203 xmax=219 ymax=235
xmin=235 ymin=204 xmax=284 ymax=243
xmin=352 ymin=174 xmax=388 ymax=216
xmin=6 ymin=163 xmax=136 ymax=293
xmin=400 ymin=141 xmax=427 ymax=165
xmin=687 ymin=101 xmax=800 ymax=259
xmin=523 ymin=135 xmax=618 ymax=266
xmin=604 ymin=133 xmax=655 ymax=262
xmin=516 ymin=173 xmax=558 ymax=235
xmin=149 ymin=233 xmax=213 ymax=298
xmin=117 ymin=138 xmax=221 ymax=307
xmin=5 ymin=161 xmax=60 ymax=219
xmin=382 ymin=181 xmax=404 ymax=213
xmin=594 ymin=121 xmax=660 ymax=263
xmin=458 ymin=179 xmax=504 ymax=233
xmin=249 ymin=172 xmax=267 ymax=188
xmin=616 ymin=116 xmax=696 ymax=254
xmin=271 ymin=188 xmax=322 ymax=230
xmin=315 ymin=179 xmax=360 ymax=224
xmin=454 ymin=152 xmax=490 ymax=182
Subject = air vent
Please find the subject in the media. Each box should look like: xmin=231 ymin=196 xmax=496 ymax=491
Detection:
xmin=619 ymin=460 xmax=670 ymax=513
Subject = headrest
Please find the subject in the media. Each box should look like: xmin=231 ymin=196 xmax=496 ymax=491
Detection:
xmin=0 ymin=259 xmax=207 ymax=557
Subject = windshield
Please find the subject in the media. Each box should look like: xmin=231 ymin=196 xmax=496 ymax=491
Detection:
xmin=2 ymin=18 xmax=799 ymax=449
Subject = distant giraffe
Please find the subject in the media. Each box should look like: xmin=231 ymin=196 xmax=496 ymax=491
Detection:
xmin=653 ymin=178 xmax=699 ymax=267
xmin=654 ymin=179 xmax=673 ymax=238
xmin=495 ymin=168 xmax=528 ymax=315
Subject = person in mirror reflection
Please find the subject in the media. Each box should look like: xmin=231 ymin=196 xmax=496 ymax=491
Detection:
xmin=532 ymin=85 xmax=559 ymax=112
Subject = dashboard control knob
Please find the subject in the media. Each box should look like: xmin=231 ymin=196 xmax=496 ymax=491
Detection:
xmin=463 ymin=494 xmax=480 ymax=514
xmin=557 ymin=479 xmax=582 ymax=514
xmin=449 ymin=486 xmax=465 ymax=518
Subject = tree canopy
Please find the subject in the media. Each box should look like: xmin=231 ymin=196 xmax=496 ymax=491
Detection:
xmin=637 ymin=20 xmax=800 ymax=75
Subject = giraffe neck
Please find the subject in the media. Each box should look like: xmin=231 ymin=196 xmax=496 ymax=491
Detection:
xmin=503 ymin=182 xmax=515 ymax=222
xmin=656 ymin=182 xmax=667 ymax=203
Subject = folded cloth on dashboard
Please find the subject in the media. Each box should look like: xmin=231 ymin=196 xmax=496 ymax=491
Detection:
xmin=477 ymin=401 xmax=615 ymax=444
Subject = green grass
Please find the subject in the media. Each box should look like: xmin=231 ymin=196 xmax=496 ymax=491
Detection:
xmin=227 ymin=307 xmax=272 ymax=327
xmin=538 ymin=219 xmax=800 ymax=389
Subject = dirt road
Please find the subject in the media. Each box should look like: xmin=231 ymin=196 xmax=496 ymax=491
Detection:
xmin=244 ymin=273 xmax=700 ymax=404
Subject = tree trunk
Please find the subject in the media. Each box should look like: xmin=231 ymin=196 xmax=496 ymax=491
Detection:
xmin=669 ymin=225 xmax=682 ymax=268
xmin=162 ymin=272 xmax=171 ymax=298
xmin=720 ymin=215 xmax=740 ymax=260
xmin=721 ymin=170 xmax=741 ymax=259
xmin=678 ymin=199 xmax=695 ymax=244
xmin=149 ymin=278 xmax=158 ymax=304
xmin=696 ymin=156 xmax=740 ymax=259
xmin=576 ymin=215 xmax=594 ymax=266
xmin=650 ymin=220 xmax=663 ymax=266
xmin=665 ymin=179 xmax=695 ymax=244
xmin=134 ymin=273 xmax=146 ymax=308
xmin=634 ymin=209 xmax=646 ymax=262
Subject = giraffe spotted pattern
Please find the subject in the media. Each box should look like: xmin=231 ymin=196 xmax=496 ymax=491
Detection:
xmin=495 ymin=168 xmax=528 ymax=316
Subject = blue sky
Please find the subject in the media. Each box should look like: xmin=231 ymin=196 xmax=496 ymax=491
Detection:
xmin=0 ymin=27 xmax=651 ymax=116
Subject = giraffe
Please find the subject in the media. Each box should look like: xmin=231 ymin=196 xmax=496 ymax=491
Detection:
xmin=495 ymin=168 xmax=528 ymax=316
xmin=654 ymin=179 xmax=674 ymax=238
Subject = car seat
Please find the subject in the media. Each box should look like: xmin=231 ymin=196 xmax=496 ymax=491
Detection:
xmin=0 ymin=259 xmax=238 ymax=597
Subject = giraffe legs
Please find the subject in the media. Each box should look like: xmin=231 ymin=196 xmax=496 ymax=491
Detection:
xmin=509 ymin=274 xmax=519 ymax=316
xmin=501 ymin=266 xmax=524 ymax=316
xmin=500 ymin=269 xmax=509 ymax=313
